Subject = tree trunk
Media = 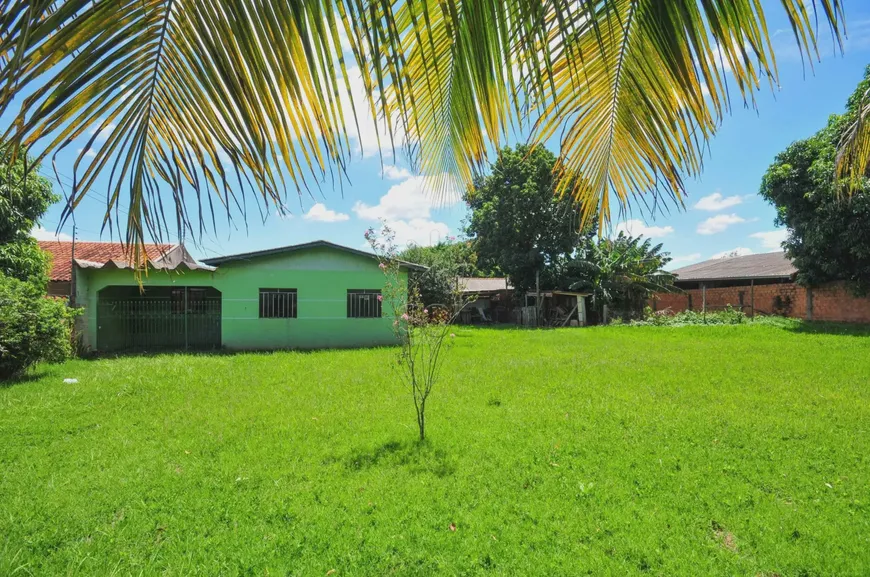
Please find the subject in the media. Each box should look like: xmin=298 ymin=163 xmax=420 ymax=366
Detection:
xmin=417 ymin=405 xmax=425 ymax=440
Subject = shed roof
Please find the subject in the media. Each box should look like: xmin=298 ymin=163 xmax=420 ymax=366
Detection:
xmin=458 ymin=277 xmax=512 ymax=293
xmin=201 ymin=239 xmax=426 ymax=271
xmin=38 ymin=240 xmax=175 ymax=281
xmin=672 ymin=251 xmax=797 ymax=282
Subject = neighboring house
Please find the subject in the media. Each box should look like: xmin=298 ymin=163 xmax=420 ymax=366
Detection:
xmin=458 ymin=277 xmax=514 ymax=323
xmin=38 ymin=240 xmax=177 ymax=298
xmin=651 ymin=251 xmax=870 ymax=323
xmin=40 ymin=239 xmax=423 ymax=353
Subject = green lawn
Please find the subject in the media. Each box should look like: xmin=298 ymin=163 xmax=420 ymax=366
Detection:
xmin=1 ymin=324 xmax=869 ymax=575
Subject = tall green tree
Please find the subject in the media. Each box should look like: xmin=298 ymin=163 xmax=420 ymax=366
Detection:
xmin=760 ymin=67 xmax=870 ymax=294
xmin=0 ymin=145 xmax=57 ymax=284
xmin=464 ymin=145 xmax=594 ymax=293
xmin=0 ymin=1 xmax=849 ymax=258
xmin=567 ymin=233 xmax=675 ymax=316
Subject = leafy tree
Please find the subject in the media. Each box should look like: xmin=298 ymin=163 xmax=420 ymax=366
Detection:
xmin=398 ymin=240 xmax=480 ymax=307
xmin=0 ymin=144 xmax=57 ymax=285
xmin=567 ymin=233 xmax=675 ymax=317
xmin=759 ymin=68 xmax=870 ymax=294
xmin=465 ymin=145 xmax=595 ymax=293
xmin=0 ymin=3 xmax=849 ymax=255
xmin=0 ymin=146 xmax=76 ymax=379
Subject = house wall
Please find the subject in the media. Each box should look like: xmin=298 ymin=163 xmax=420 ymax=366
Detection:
xmin=650 ymin=280 xmax=870 ymax=323
xmin=75 ymin=246 xmax=406 ymax=351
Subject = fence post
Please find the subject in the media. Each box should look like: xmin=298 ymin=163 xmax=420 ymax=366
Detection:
xmin=184 ymin=287 xmax=189 ymax=350
xmin=750 ymin=279 xmax=755 ymax=318
xmin=806 ymin=287 xmax=813 ymax=321
xmin=702 ymin=283 xmax=707 ymax=323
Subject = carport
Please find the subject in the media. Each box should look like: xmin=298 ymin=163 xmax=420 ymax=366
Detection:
xmin=96 ymin=285 xmax=221 ymax=352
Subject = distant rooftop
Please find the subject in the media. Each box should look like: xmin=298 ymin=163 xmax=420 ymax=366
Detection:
xmin=672 ymin=252 xmax=797 ymax=282
xmin=459 ymin=277 xmax=512 ymax=293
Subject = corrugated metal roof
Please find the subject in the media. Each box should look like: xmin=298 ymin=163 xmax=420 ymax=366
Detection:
xmin=201 ymin=239 xmax=427 ymax=271
xmin=672 ymin=251 xmax=797 ymax=282
xmin=459 ymin=277 xmax=512 ymax=293
xmin=74 ymin=258 xmax=215 ymax=273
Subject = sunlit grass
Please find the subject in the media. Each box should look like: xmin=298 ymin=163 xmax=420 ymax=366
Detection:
xmin=1 ymin=324 xmax=869 ymax=575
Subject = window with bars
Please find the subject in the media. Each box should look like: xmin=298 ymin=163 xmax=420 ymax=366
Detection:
xmin=259 ymin=288 xmax=298 ymax=318
xmin=347 ymin=289 xmax=382 ymax=318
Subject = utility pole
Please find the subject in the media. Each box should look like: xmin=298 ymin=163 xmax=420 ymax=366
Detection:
xmin=69 ymin=224 xmax=76 ymax=306
xmin=535 ymin=269 xmax=541 ymax=327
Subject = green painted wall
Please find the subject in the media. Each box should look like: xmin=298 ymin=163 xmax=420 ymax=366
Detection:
xmin=75 ymin=246 xmax=406 ymax=351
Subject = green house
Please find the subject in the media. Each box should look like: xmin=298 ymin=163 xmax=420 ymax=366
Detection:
xmin=69 ymin=240 xmax=421 ymax=352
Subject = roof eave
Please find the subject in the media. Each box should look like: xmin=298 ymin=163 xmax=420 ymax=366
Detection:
xmin=201 ymin=240 xmax=427 ymax=271
xmin=675 ymin=274 xmax=794 ymax=283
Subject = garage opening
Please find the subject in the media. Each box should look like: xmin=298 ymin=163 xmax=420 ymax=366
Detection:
xmin=97 ymin=286 xmax=221 ymax=352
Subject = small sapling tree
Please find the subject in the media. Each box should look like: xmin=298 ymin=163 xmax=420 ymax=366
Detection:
xmin=366 ymin=225 xmax=473 ymax=441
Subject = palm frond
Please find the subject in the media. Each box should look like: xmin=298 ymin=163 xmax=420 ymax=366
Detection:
xmin=0 ymin=0 xmax=847 ymax=257
xmin=533 ymin=0 xmax=845 ymax=229
xmin=0 ymin=0 xmax=385 ymax=262
xmin=836 ymin=87 xmax=870 ymax=190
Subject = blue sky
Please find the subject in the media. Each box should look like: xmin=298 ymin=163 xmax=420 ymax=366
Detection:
xmin=19 ymin=5 xmax=870 ymax=268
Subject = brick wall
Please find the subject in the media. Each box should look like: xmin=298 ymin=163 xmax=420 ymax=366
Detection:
xmin=809 ymin=282 xmax=870 ymax=323
xmin=650 ymin=281 xmax=870 ymax=323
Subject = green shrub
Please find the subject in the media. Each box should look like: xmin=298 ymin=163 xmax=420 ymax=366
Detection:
xmin=635 ymin=305 xmax=747 ymax=327
xmin=0 ymin=272 xmax=78 ymax=380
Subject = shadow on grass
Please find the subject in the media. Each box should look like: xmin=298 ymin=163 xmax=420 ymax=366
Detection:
xmin=79 ymin=342 xmax=402 ymax=361
xmin=342 ymin=439 xmax=457 ymax=478
xmin=778 ymin=320 xmax=870 ymax=337
xmin=0 ymin=372 xmax=47 ymax=388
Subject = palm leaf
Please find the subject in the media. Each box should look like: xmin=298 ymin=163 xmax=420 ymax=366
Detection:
xmin=0 ymin=0 xmax=385 ymax=263
xmin=533 ymin=0 xmax=845 ymax=230
xmin=0 ymin=0 xmax=847 ymax=259
xmin=836 ymin=86 xmax=870 ymax=190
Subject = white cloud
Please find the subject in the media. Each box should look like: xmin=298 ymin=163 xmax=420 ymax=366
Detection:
xmin=668 ymin=253 xmax=702 ymax=267
xmin=303 ymin=202 xmax=349 ymax=222
xmin=711 ymin=247 xmax=754 ymax=259
xmin=697 ymin=214 xmax=746 ymax=235
xmin=354 ymin=176 xmax=459 ymax=248
xmin=354 ymin=176 xmax=442 ymax=221
xmin=31 ymin=226 xmax=72 ymax=242
xmin=694 ymin=191 xmax=743 ymax=211
xmin=89 ymin=122 xmax=116 ymax=142
xmin=380 ymin=165 xmax=413 ymax=180
xmin=380 ymin=218 xmax=451 ymax=248
xmin=614 ymin=219 xmax=674 ymax=238
xmin=77 ymin=147 xmax=97 ymax=158
xmin=750 ymin=230 xmax=788 ymax=250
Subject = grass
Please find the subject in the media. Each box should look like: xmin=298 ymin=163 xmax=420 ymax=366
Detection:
xmin=1 ymin=324 xmax=869 ymax=575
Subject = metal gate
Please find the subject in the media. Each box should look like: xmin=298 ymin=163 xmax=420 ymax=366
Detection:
xmin=97 ymin=286 xmax=221 ymax=352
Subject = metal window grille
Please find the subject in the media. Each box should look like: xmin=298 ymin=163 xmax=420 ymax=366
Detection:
xmin=347 ymin=289 xmax=382 ymax=318
xmin=259 ymin=288 xmax=298 ymax=318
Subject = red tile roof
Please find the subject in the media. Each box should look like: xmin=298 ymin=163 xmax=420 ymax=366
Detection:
xmin=38 ymin=241 xmax=175 ymax=281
